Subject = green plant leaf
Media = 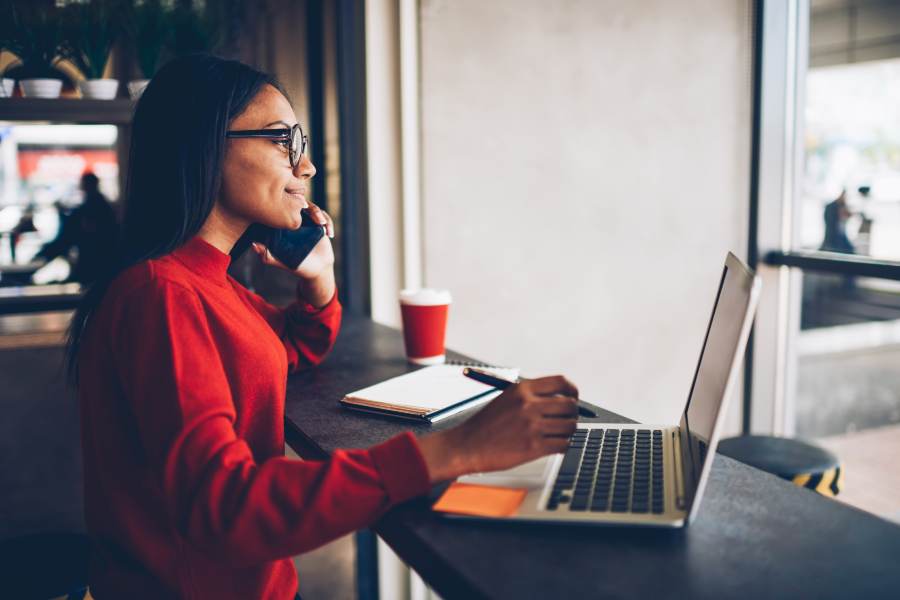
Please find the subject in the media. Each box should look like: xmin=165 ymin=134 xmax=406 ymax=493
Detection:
xmin=126 ymin=0 xmax=173 ymax=79
xmin=4 ymin=2 xmax=69 ymax=79
xmin=61 ymin=0 xmax=126 ymax=80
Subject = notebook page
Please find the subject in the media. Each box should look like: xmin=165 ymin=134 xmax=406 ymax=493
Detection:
xmin=343 ymin=365 xmax=520 ymax=413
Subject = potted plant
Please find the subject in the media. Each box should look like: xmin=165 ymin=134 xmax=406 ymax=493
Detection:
xmin=126 ymin=0 xmax=172 ymax=99
xmin=170 ymin=1 xmax=220 ymax=57
xmin=62 ymin=0 xmax=124 ymax=99
xmin=5 ymin=3 xmax=69 ymax=98
xmin=170 ymin=0 xmax=244 ymax=58
xmin=0 ymin=74 xmax=12 ymax=98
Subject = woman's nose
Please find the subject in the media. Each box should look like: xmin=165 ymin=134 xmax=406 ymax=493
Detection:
xmin=294 ymin=153 xmax=316 ymax=179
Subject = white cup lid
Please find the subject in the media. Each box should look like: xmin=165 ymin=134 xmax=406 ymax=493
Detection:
xmin=399 ymin=288 xmax=452 ymax=306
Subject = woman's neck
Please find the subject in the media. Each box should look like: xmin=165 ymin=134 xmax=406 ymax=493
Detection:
xmin=197 ymin=205 xmax=249 ymax=254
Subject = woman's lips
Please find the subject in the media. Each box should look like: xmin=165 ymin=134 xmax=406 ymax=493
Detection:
xmin=284 ymin=189 xmax=308 ymax=208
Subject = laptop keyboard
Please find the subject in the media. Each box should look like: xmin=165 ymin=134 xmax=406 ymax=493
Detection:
xmin=546 ymin=427 xmax=665 ymax=514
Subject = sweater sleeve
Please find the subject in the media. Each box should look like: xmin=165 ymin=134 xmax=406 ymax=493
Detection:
xmin=229 ymin=278 xmax=342 ymax=373
xmin=111 ymin=279 xmax=429 ymax=567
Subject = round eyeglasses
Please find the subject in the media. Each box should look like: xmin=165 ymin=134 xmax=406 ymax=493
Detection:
xmin=225 ymin=123 xmax=308 ymax=168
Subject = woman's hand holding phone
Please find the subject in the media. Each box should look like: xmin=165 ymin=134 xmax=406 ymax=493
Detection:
xmin=252 ymin=202 xmax=336 ymax=306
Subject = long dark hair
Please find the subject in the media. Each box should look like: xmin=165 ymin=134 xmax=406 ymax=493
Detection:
xmin=66 ymin=53 xmax=288 ymax=381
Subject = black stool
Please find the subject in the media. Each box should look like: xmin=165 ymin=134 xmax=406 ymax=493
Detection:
xmin=0 ymin=532 xmax=89 ymax=599
xmin=718 ymin=435 xmax=843 ymax=497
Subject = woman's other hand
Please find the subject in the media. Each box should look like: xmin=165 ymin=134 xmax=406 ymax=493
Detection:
xmin=417 ymin=375 xmax=579 ymax=483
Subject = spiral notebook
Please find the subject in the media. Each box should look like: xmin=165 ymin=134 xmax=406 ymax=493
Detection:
xmin=340 ymin=363 xmax=520 ymax=424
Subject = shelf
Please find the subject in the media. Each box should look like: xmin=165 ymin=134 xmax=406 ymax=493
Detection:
xmin=0 ymin=97 xmax=136 ymax=124
xmin=0 ymin=283 xmax=83 ymax=315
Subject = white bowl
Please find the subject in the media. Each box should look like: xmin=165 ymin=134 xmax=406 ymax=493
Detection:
xmin=19 ymin=78 xmax=63 ymax=98
xmin=79 ymin=78 xmax=119 ymax=99
xmin=127 ymin=79 xmax=150 ymax=99
xmin=0 ymin=78 xmax=13 ymax=98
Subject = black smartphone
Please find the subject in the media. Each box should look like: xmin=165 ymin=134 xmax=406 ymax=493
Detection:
xmin=231 ymin=208 xmax=326 ymax=270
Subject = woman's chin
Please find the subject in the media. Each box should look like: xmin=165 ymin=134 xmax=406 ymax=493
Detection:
xmin=256 ymin=214 xmax=301 ymax=230
xmin=287 ymin=212 xmax=304 ymax=229
xmin=285 ymin=205 xmax=306 ymax=229
xmin=274 ymin=210 xmax=303 ymax=230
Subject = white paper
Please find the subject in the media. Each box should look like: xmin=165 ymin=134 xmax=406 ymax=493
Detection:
xmin=343 ymin=365 xmax=520 ymax=412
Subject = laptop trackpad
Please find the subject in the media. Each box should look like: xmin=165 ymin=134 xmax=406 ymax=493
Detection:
xmin=456 ymin=456 xmax=555 ymax=490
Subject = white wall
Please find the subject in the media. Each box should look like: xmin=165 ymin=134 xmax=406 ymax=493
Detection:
xmin=416 ymin=0 xmax=754 ymax=426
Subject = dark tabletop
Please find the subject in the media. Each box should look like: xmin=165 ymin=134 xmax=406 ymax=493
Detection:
xmin=283 ymin=315 xmax=900 ymax=600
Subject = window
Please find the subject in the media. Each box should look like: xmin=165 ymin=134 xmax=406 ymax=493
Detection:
xmin=755 ymin=0 xmax=900 ymax=523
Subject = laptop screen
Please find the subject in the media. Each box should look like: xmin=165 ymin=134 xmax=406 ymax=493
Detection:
xmin=677 ymin=256 xmax=757 ymax=513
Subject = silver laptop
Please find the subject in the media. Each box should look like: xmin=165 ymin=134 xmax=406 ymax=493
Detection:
xmin=454 ymin=252 xmax=761 ymax=527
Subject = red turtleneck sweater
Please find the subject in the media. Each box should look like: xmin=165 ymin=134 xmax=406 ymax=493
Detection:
xmin=78 ymin=237 xmax=431 ymax=599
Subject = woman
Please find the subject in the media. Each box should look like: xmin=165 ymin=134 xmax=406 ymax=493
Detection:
xmin=71 ymin=54 xmax=579 ymax=600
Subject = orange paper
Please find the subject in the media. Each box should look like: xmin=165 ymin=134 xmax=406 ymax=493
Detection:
xmin=432 ymin=482 xmax=527 ymax=518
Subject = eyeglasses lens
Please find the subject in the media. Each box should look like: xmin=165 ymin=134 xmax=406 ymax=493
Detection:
xmin=290 ymin=126 xmax=301 ymax=168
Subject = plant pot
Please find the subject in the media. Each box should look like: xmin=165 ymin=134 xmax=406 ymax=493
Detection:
xmin=0 ymin=78 xmax=13 ymax=98
xmin=127 ymin=79 xmax=150 ymax=100
xmin=78 ymin=78 xmax=119 ymax=100
xmin=19 ymin=78 xmax=63 ymax=99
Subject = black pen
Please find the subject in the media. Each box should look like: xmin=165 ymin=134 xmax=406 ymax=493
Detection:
xmin=462 ymin=367 xmax=598 ymax=418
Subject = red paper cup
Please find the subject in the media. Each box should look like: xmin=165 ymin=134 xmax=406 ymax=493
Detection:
xmin=399 ymin=289 xmax=452 ymax=365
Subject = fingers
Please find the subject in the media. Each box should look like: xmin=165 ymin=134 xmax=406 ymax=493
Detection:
xmin=524 ymin=375 xmax=579 ymax=399
xmin=538 ymin=395 xmax=578 ymax=418
xmin=541 ymin=436 xmax=571 ymax=454
xmin=537 ymin=396 xmax=577 ymax=440
xmin=251 ymin=242 xmax=279 ymax=266
xmin=541 ymin=417 xmax=578 ymax=437
xmin=306 ymin=202 xmax=328 ymax=225
xmin=306 ymin=202 xmax=335 ymax=238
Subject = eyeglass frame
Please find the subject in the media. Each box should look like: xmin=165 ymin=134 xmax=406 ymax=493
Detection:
xmin=225 ymin=123 xmax=308 ymax=169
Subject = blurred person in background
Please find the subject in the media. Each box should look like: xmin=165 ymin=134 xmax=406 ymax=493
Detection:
xmin=8 ymin=204 xmax=37 ymax=264
xmin=35 ymin=171 xmax=119 ymax=284
xmin=854 ymin=185 xmax=873 ymax=256
xmin=820 ymin=188 xmax=856 ymax=255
